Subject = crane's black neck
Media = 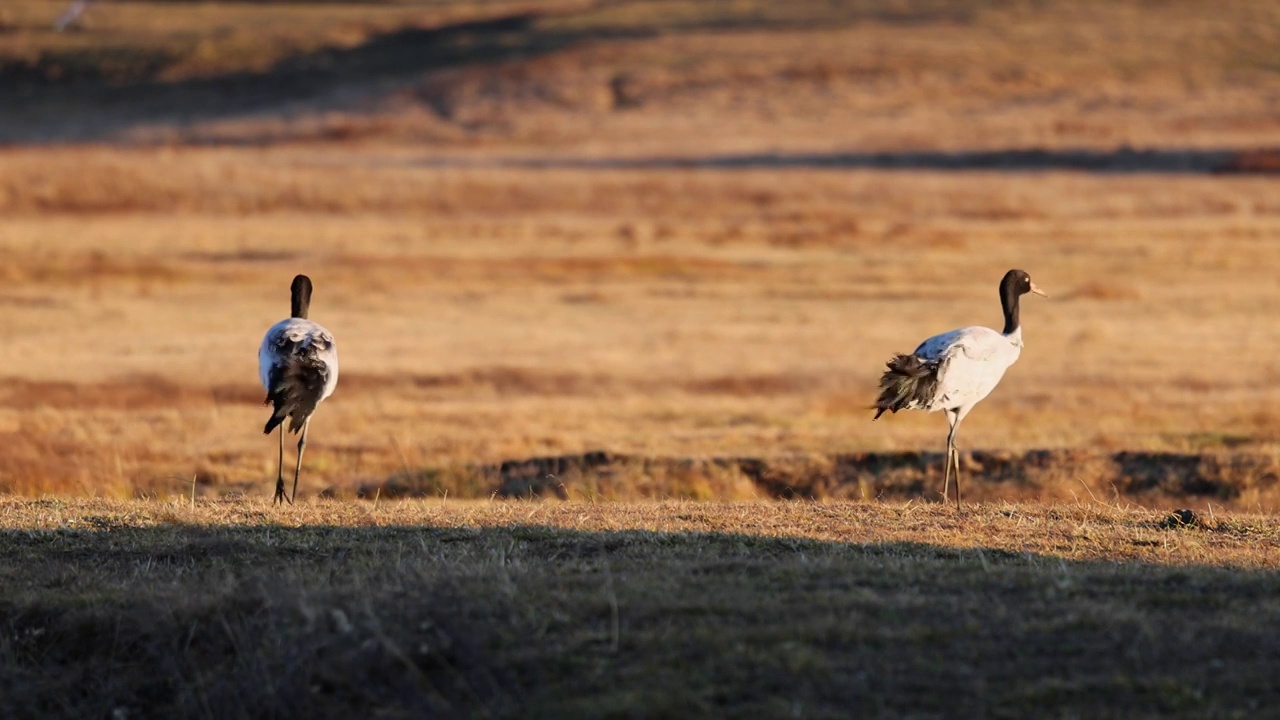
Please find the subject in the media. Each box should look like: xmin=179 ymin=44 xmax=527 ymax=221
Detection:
xmin=1000 ymin=278 xmax=1020 ymax=335
xmin=290 ymin=275 xmax=313 ymax=319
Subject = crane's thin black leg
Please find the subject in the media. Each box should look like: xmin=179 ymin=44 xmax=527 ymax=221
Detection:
xmin=273 ymin=426 xmax=289 ymax=505
xmin=291 ymin=418 xmax=311 ymax=504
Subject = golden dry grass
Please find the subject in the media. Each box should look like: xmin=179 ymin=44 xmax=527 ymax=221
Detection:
xmin=1 ymin=0 xmax=1279 ymax=507
xmin=5 ymin=497 xmax=1274 ymax=567
xmin=3 ymin=156 xmax=1280 ymax=506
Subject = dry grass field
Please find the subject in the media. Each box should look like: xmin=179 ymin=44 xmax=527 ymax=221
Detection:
xmin=4 ymin=1 xmax=1280 ymax=715
xmin=3 ymin=498 xmax=1279 ymax=717
xmin=2 ymin=0 xmax=1280 ymax=508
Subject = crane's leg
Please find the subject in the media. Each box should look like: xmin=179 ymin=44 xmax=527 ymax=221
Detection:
xmin=952 ymin=437 xmax=962 ymax=511
xmin=941 ymin=440 xmax=952 ymax=504
xmin=945 ymin=410 xmax=961 ymax=510
xmin=273 ymin=426 xmax=289 ymax=505
xmin=291 ymin=418 xmax=311 ymax=504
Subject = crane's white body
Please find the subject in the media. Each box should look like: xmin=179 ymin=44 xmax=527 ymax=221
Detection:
xmin=260 ymin=273 xmax=338 ymax=506
xmin=873 ymin=269 xmax=1044 ymax=509
xmin=911 ymin=325 xmax=1023 ymax=418
xmin=258 ymin=317 xmax=339 ymax=406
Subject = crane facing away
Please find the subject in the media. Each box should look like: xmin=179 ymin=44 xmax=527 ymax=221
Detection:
xmin=259 ymin=274 xmax=339 ymax=505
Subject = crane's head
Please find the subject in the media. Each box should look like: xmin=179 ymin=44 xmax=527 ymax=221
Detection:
xmin=1001 ymin=269 xmax=1048 ymax=299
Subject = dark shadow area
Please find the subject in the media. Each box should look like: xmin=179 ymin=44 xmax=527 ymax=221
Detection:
xmin=353 ymin=448 xmax=1279 ymax=505
xmin=400 ymin=146 xmax=1280 ymax=174
xmin=0 ymin=11 xmax=579 ymax=144
xmin=0 ymin=520 xmax=1275 ymax=717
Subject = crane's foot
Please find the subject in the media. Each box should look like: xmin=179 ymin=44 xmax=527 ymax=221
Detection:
xmin=273 ymin=480 xmax=291 ymax=506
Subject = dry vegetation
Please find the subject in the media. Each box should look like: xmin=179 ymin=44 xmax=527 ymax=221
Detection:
xmin=4 ymin=4 xmax=1280 ymax=714
xmin=2 ymin=498 xmax=1279 ymax=717
xmin=0 ymin=0 xmax=1279 ymax=509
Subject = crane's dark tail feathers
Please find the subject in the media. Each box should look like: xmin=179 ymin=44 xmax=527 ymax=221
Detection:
xmin=263 ymin=355 xmax=329 ymax=435
xmin=872 ymin=354 xmax=941 ymax=420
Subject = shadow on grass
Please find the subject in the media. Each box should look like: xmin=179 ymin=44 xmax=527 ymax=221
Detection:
xmin=397 ymin=146 xmax=1280 ymax=174
xmin=1 ymin=1 xmax=981 ymax=145
xmin=0 ymin=11 xmax=571 ymax=144
xmin=1 ymin=520 xmax=1276 ymax=717
xmin=349 ymin=448 xmax=1273 ymax=507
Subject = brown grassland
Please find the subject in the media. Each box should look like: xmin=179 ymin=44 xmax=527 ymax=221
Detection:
xmin=3 ymin=0 xmax=1280 ymax=714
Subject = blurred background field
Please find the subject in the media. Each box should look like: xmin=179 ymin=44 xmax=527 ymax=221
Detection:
xmin=3 ymin=0 xmax=1280 ymax=506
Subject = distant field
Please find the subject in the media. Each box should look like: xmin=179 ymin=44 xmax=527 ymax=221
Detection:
xmin=6 ymin=0 xmax=1280 ymax=147
xmin=3 ymin=151 xmax=1280 ymax=506
xmin=1 ymin=498 xmax=1277 ymax=717
xmin=1 ymin=0 xmax=1280 ymax=505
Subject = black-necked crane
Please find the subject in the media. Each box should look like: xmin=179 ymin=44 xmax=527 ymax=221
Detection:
xmin=872 ymin=269 xmax=1047 ymax=509
xmin=259 ymin=274 xmax=339 ymax=505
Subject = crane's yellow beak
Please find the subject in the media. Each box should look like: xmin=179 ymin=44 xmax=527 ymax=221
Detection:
xmin=1029 ymin=282 xmax=1048 ymax=298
